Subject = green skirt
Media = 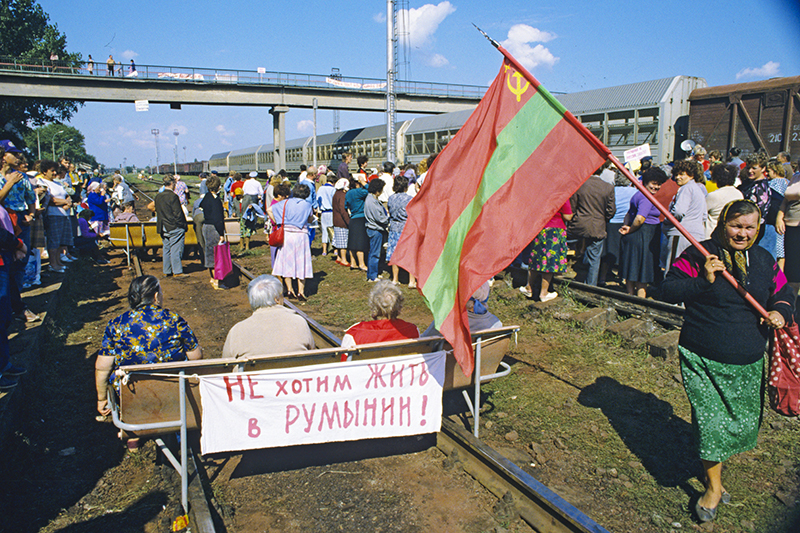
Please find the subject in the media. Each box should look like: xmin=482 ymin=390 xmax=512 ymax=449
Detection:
xmin=679 ymin=346 xmax=764 ymax=462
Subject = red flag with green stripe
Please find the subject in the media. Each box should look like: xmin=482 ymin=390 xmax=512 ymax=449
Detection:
xmin=391 ymin=56 xmax=609 ymax=376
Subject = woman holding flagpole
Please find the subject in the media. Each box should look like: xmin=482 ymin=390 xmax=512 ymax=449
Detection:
xmin=661 ymin=200 xmax=794 ymax=523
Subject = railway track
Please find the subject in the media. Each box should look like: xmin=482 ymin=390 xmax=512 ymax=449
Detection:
xmin=552 ymin=277 xmax=684 ymax=329
xmin=126 ymin=251 xmax=611 ymax=533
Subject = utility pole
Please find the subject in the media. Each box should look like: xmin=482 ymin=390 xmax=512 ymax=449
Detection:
xmin=312 ymin=98 xmax=318 ymax=169
xmin=151 ymin=129 xmax=160 ymax=173
xmin=51 ymin=129 xmax=65 ymax=159
xmin=331 ymin=68 xmax=341 ymax=133
xmin=173 ymin=130 xmax=179 ymax=175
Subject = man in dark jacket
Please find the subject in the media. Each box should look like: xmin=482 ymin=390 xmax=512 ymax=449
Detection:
xmin=154 ymin=175 xmax=188 ymax=277
xmin=569 ymin=164 xmax=615 ymax=286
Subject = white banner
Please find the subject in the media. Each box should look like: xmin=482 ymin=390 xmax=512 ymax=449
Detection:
xmin=623 ymin=143 xmax=651 ymax=163
xmin=325 ymin=77 xmax=363 ymax=89
xmin=199 ymin=351 xmax=446 ymax=454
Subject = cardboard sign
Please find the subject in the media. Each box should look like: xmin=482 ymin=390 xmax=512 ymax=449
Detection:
xmin=623 ymin=143 xmax=651 ymax=163
xmin=199 ymin=351 xmax=446 ymax=454
xmin=134 ymin=100 xmax=149 ymax=112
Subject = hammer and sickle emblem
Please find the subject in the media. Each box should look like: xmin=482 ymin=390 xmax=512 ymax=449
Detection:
xmin=505 ymin=69 xmax=530 ymax=102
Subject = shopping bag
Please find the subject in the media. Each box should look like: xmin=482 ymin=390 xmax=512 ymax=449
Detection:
xmin=213 ymin=242 xmax=233 ymax=281
xmin=768 ymin=321 xmax=800 ymax=417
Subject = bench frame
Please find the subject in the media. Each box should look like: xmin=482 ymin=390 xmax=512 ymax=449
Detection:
xmin=107 ymin=325 xmax=517 ymax=514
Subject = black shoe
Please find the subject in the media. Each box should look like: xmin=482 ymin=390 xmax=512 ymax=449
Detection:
xmin=2 ymin=365 xmax=26 ymax=377
xmin=0 ymin=374 xmax=18 ymax=391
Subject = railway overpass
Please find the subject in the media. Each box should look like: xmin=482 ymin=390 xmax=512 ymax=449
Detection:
xmin=0 ymin=59 xmax=485 ymax=167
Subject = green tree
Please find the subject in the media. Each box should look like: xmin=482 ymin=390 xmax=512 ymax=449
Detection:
xmin=23 ymin=124 xmax=97 ymax=168
xmin=0 ymin=0 xmax=82 ymax=147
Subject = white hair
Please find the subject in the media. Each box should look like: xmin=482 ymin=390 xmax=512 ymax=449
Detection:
xmin=247 ymin=275 xmax=283 ymax=309
xmin=368 ymin=280 xmax=404 ymax=320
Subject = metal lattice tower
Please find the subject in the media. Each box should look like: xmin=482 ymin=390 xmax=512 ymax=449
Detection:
xmin=386 ymin=0 xmax=397 ymax=162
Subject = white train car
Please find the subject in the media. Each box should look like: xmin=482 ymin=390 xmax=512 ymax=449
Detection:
xmin=557 ymin=75 xmax=707 ymax=163
xmin=208 ymin=75 xmax=707 ymax=173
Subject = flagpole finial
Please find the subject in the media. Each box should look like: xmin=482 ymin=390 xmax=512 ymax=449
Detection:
xmin=472 ymin=24 xmax=500 ymax=48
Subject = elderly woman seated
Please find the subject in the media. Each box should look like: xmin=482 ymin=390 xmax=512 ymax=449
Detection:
xmin=222 ymin=274 xmax=315 ymax=358
xmin=341 ymin=280 xmax=420 ymax=349
xmin=95 ymin=275 xmax=202 ymax=417
xmin=421 ymin=281 xmax=502 ymax=338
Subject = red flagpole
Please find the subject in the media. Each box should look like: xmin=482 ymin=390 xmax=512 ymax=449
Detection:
xmin=474 ymin=25 xmax=769 ymax=319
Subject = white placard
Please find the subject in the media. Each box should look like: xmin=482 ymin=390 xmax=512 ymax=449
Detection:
xmin=257 ymin=67 xmax=266 ymax=74
xmin=134 ymin=100 xmax=149 ymax=112
xmin=199 ymin=351 xmax=446 ymax=454
xmin=623 ymin=143 xmax=651 ymax=163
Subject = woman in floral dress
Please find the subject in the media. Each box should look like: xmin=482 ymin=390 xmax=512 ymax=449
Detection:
xmin=521 ymin=200 xmax=572 ymax=302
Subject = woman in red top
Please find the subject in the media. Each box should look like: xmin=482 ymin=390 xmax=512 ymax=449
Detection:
xmin=521 ymin=201 xmax=573 ymax=302
xmin=341 ymin=280 xmax=419 ymax=349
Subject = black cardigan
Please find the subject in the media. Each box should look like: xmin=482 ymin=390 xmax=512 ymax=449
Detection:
xmin=661 ymin=239 xmax=795 ymax=365
xmin=199 ymin=193 xmax=225 ymax=237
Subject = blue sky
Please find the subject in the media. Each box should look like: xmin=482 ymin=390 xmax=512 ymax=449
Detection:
xmin=36 ymin=0 xmax=800 ymax=168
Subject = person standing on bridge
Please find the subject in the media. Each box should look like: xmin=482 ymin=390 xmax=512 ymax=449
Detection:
xmin=87 ymin=55 xmax=93 ymax=75
xmin=154 ymin=175 xmax=188 ymax=277
xmin=106 ymin=55 xmax=114 ymax=76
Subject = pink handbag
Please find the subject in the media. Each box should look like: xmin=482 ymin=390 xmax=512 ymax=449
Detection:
xmin=213 ymin=241 xmax=233 ymax=280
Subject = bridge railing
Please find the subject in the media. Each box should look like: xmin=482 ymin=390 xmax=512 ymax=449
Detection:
xmin=0 ymin=57 xmax=485 ymax=99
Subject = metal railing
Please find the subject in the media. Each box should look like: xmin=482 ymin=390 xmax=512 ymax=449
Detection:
xmin=0 ymin=56 xmax=486 ymax=99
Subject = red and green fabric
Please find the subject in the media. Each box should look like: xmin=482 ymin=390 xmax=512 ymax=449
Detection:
xmin=391 ymin=57 xmax=608 ymax=376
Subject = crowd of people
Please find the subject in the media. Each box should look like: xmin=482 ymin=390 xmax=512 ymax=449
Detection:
xmin=0 ymin=140 xmax=120 ymax=390
xmin=8 ymin=136 xmax=785 ymax=525
xmin=533 ymin=147 xmax=800 ymax=304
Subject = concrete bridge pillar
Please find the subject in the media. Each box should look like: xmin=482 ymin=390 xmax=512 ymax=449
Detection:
xmin=270 ymin=106 xmax=290 ymax=172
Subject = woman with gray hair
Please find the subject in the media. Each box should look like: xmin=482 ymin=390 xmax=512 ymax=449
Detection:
xmin=340 ymin=280 xmax=419 ymax=349
xmin=222 ymin=274 xmax=315 ymax=358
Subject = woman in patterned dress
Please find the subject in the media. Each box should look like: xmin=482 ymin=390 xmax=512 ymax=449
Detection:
xmin=521 ymin=200 xmax=572 ymax=302
xmin=95 ymin=275 xmax=202 ymax=418
xmin=661 ymin=200 xmax=794 ymax=523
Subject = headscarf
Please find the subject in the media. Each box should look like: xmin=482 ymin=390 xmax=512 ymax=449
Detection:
xmin=710 ymin=199 xmax=761 ymax=285
xmin=334 ymin=178 xmax=349 ymax=190
xmin=469 ymin=281 xmax=491 ymax=315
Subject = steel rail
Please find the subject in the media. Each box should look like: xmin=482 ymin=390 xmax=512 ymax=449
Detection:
xmin=553 ymin=277 xmax=684 ymax=328
xmin=439 ymin=417 xmax=609 ymax=533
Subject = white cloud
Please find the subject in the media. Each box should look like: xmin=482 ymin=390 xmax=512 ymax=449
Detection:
xmin=297 ymin=119 xmax=314 ymax=132
xmin=736 ymin=61 xmax=780 ymax=80
xmin=397 ymin=1 xmax=456 ymax=49
xmin=373 ymin=12 xmax=386 ymax=23
xmin=500 ymin=24 xmax=559 ymax=71
xmin=427 ymin=53 xmax=449 ymax=68
xmin=215 ymin=124 xmax=234 ymax=137
xmin=120 ymin=50 xmax=139 ymax=61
